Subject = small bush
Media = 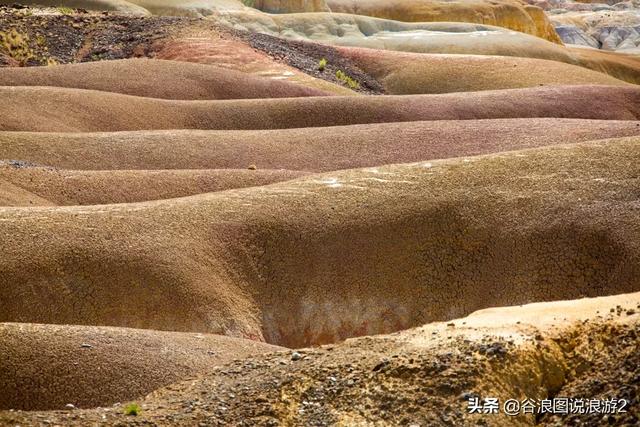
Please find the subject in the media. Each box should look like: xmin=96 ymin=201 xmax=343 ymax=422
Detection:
xmin=335 ymin=70 xmax=360 ymax=90
xmin=124 ymin=403 xmax=141 ymax=416
xmin=318 ymin=58 xmax=327 ymax=71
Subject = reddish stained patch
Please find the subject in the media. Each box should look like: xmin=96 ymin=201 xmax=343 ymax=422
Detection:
xmin=156 ymin=37 xmax=283 ymax=73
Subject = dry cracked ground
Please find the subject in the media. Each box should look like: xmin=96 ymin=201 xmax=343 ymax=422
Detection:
xmin=1 ymin=0 xmax=640 ymax=426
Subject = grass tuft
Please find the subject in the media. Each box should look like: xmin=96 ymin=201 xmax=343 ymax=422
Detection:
xmin=318 ymin=58 xmax=327 ymax=72
xmin=335 ymin=70 xmax=360 ymax=90
xmin=124 ymin=403 xmax=141 ymax=416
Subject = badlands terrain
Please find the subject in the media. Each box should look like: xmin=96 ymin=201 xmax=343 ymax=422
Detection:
xmin=1 ymin=0 xmax=640 ymax=425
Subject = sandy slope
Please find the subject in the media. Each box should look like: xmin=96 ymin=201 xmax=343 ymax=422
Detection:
xmin=2 ymin=85 xmax=640 ymax=132
xmin=0 ymin=167 xmax=307 ymax=206
xmin=2 ymin=292 xmax=637 ymax=425
xmin=0 ymin=323 xmax=283 ymax=410
xmin=1 ymin=138 xmax=639 ymax=349
xmin=334 ymin=47 xmax=630 ymax=94
xmin=0 ymin=59 xmax=331 ymax=99
xmin=1 ymin=119 xmax=640 ymax=171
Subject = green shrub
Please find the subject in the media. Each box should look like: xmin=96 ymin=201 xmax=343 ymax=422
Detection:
xmin=124 ymin=403 xmax=141 ymax=416
xmin=335 ymin=70 xmax=360 ymax=90
xmin=318 ymin=57 xmax=327 ymax=71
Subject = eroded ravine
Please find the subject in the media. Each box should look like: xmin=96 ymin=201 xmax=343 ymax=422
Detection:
xmin=1 ymin=139 xmax=639 ymax=349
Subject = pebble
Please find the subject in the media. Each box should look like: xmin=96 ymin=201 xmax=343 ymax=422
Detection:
xmin=65 ymin=403 xmax=76 ymax=410
xmin=80 ymin=343 xmax=93 ymax=349
xmin=291 ymin=351 xmax=302 ymax=361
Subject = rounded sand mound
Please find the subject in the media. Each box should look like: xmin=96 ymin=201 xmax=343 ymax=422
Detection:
xmin=0 ymin=322 xmax=283 ymax=410
xmin=0 ymin=166 xmax=307 ymax=206
xmin=2 ymin=85 xmax=640 ymax=132
xmin=0 ymin=138 xmax=639 ymax=348
xmin=334 ymin=47 xmax=629 ymax=94
xmin=1 ymin=119 xmax=640 ymax=171
xmin=0 ymin=59 xmax=330 ymax=99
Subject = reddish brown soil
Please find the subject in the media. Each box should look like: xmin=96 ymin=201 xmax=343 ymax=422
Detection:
xmin=2 ymin=85 xmax=640 ymax=132
xmin=0 ymin=58 xmax=330 ymax=99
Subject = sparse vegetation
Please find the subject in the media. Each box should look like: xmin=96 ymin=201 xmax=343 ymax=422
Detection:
xmin=335 ymin=70 xmax=360 ymax=90
xmin=318 ymin=58 xmax=327 ymax=71
xmin=0 ymin=29 xmax=34 ymax=66
xmin=35 ymin=34 xmax=46 ymax=47
xmin=124 ymin=402 xmax=141 ymax=416
xmin=56 ymin=6 xmax=74 ymax=15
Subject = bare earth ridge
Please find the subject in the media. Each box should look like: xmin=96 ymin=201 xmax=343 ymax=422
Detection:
xmin=2 ymin=85 xmax=640 ymax=132
xmin=1 ymin=119 xmax=639 ymax=171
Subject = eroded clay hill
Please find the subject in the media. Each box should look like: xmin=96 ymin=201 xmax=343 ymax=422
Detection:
xmin=1 ymin=1 xmax=639 ymax=423
xmin=324 ymin=0 xmax=562 ymax=43
xmin=1 ymin=0 xmax=561 ymax=43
